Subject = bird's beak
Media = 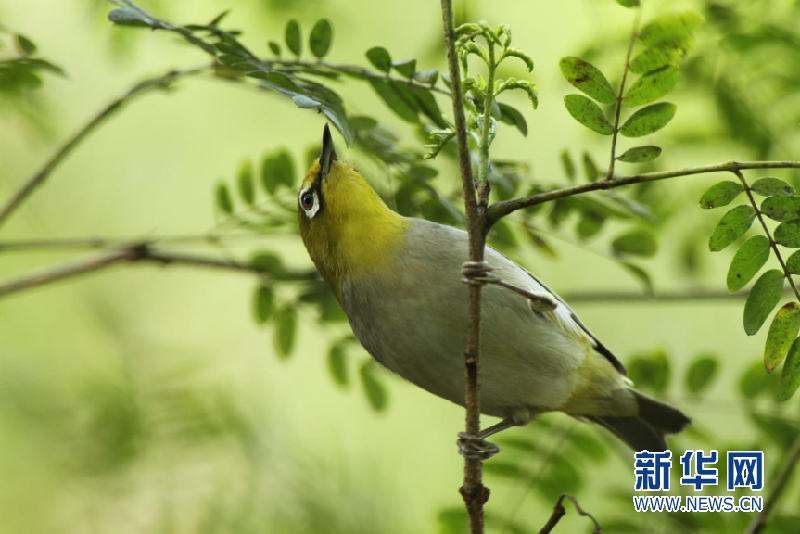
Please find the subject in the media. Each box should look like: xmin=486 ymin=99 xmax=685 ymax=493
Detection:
xmin=319 ymin=123 xmax=338 ymax=178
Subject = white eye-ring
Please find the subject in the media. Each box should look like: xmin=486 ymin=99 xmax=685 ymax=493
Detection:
xmin=299 ymin=187 xmax=320 ymax=219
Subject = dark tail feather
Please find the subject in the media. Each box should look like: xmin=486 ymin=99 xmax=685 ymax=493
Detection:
xmin=585 ymin=391 xmax=691 ymax=452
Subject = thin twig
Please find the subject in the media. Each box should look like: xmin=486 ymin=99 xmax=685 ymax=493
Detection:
xmin=439 ymin=1 xmax=490 ymax=532
xmin=487 ymin=160 xmax=800 ymax=224
xmin=562 ymin=287 xmax=798 ymax=303
xmin=0 ymin=245 xmax=317 ymax=299
xmin=0 ymin=65 xmax=209 ymax=228
xmin=605 ymin=9 xmax=641 ymax=181
xmin=734 ymin=170 xmax=800 ymax=301
xmin=744 ymin=427 xmax=800 ymax=534
xmin=538 ymin=494 xmax=601 ymax=534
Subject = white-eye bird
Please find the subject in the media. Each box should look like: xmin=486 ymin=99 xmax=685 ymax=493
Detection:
xmin=299 ymin=125 xmax=690 ymax=453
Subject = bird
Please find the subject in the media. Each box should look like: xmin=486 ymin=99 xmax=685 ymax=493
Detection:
xmin=298 ymin=124 xmax=690 ymax=455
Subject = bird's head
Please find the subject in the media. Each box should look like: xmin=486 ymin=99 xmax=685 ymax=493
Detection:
xmin=298 ymin=124 xmax=407 ymax=298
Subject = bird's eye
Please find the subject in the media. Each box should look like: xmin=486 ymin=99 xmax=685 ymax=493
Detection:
xmin=301 ymin=192 xmax=314 ymax=209
xmin=299 ymin=189 xmax=320 ymax=219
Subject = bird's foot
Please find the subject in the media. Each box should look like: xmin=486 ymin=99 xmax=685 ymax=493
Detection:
xmin=461 ymin=260 xmax=501 ymax=286
xmin=457 ymin=432 xmax=501 ymax=461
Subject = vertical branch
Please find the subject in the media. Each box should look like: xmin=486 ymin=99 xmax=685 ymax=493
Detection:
xmin=439 ymin=0 xmax=490 ymax=532
xmin=476 ymin=42 xmax=496 ymax=207
xmin=605 ymin=9 xmax=641 ymax=181
xmin=735 ymin=170 xmax=800 ymax=301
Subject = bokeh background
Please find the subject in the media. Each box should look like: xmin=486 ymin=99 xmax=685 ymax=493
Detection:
xmin=1 ymin=0 xmax=799 ymax=532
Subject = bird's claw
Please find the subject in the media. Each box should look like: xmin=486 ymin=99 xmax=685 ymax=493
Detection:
xmin=461 ymin=260 xmax=501 ymax=286
xmin=457 ymin=431 xmax=501 ymax=461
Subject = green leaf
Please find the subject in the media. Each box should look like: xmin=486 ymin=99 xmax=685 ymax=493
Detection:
xmin=285 ymin=19 xmax=301 ymax=56
xmin=366 ymin=46 xmax=392 ymax=72
xmin=616 ymin=145 xmax=662 ymax=163
xmin=774 ymin=221 xmax=800 ymax=248
xmin=622 ymin=66 xmax=680 ymax=107
xmin=739 ymin=361 xmax=771 ymax=399
xmin=369 ymin=80 xmax=417 ymax=122
xmin=561 ymin=149 xmax=576 ymax=182
xmin=751 ymin=177 xmax=795 ymax=198
xmin=629 ymin=42 xmax=691 ymax=74
xmin=761 ymin=196 xmax=800 ymax=222
xmin=236 ymin=160 xmax=255 ymax=204
xmin=327 ymin=343 xmax=349 ymax=388
xmin=612 ymin=231 xmax=657 ymax=257
xmin=215 ymin=182 xmax=234 ymax=215
xmin=309 ymin=19 xmax=333 ymax=58
xmin=620 ymin=261 xmax=654 ymax=295
xmin=268 ymin=41 xmax=281 ymax=56
xmin=498 ymin=103 xmax=527 ymax=136
xmin=639 ymin=13 xmax=703 ymax=47
xmin=360 ymin=361 xmax=388 ymax=412
xmin=107 ymin=7 xmax=152 ymax=28
xmin=779 ymin=338 xmax=800 ymax=400
xmin=558 ymin=57 xmax=616 ymax=105
xmin=765 ymin=302 xmax=800 ymax=372
xmin=699 ymin=181 xmax=744 ymax=209
xmin=563 ymin=94 xmax=614 ymax=135
xmin=253 ymin=284 xmax=274 ymax=324
xmin=502 ymin=48 xmax=534 ymax=72
xmin=250 ymin=251 xmax=285 ymax=275
xmin=274 ymin=305 xmax=298 ymax=359
xmin=412 ymin=69 xmax=438 ymax=85
xmin=577 ymin=212 xmax=604 ymax=239
xmin=391 ymin=59 xmax=416 ymax=78
xmin=685 ymin=355 xmax=718 ymax=395
xmin=743 ymin=270 xmax=784 ymax=336
xmin=708 ymin=205 xmax=756 ymax=251
xmin=616 ymin=0 xmax=640 ymax=7
xmin=619 ymin=102 xmax=677 ymax=137
xmin=786 ymin=250 xmax=800 ymax=274
xmin=727 ymin=235 xmax=770 ymax=292
xmin=292 ymin=94 xmax=321 ymax=109
xmin=16 ymin=34 xmax=36 ymax=56
xmin=261 ymin=149 xmax=296 ymax=195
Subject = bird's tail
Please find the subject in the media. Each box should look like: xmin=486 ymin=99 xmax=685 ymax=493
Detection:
xmin=582 ymin=391 xmax=691 ymax=452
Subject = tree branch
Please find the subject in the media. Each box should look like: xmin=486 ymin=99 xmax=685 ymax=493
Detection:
xmin=562 ymin=287 xmax=797 ymax=303
xmin=744 ymin=427 xmax=800 ymax=534
xmin=439 ymin=1 xmax=490 ymax=532
xmin=487 ymin=160 xmax=800 ymax=224
xmin=0 ymin=65 xmax=209 ymax=228
xmin=538 ymin=494 xmax=601 ymax=534
xmin=0 ymin=245 xmax=316 ymax=299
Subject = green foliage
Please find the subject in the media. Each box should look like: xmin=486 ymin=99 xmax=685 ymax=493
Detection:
xmin=612 ymin=231 xmax=657 ymax=257
xmin=274 ymin=304 xmax=298 ymax=359
xmin=616 ymin=145 xmax=661 ymax=163
xmin=751 ymin=177 xmax=794 ymax=198
xmin=779 ymin=338 xmax=800 ymax=400
xmin=309 ymin=19 xmax=333 ymax=59
xmin=622 ymin=66 xmax=680 ymax=108
xmin=285 ymin=19 xmax=301 ymax=56
xmin=360 ymin=360 xmax=388 ymax=412
xmin=558 ymin=57 xmax=616 ymax=105
xmin=764 ymin=303 xmax=800 ymax=372
xmin=563 ymin=95 xmax=614 ymax=135
xmin=761 ymin=196 xmax=800 ymax=222
xmin=774 ymin=221 xmax=800 ymax=247
xmin=726 ymin=235 xmax=770 ymax=292
xmin=253 ymin=284 xmax=275 ymax=324
xmin=619 ymin=102 xmax=677 ymax=137
xmin=684 ymin=355 xmax=718 ymax=395
xmin=743 ymin=270 xmax=783 ymax=335
xmin=699 ymin=181 xmax=744 ymax=209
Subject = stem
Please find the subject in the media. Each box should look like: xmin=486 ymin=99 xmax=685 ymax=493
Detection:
xmin=606 ymin=9 xmax=641 ymax=181
xmin=439 ymin=0 xmax=489 ymax=531
xmin=0 ymin=245 xmax=317 ymax=299
xmin=744 ymin=427 xmax=800 ymax=534
xmin=476 ymin=44 xmax=496 ymax=206
xmin=538 ymin=495 xmax=601 ymax=534
xmin=562 ymin=287 xmax=797 ymax=303
xmin=487 ymin=160 xmax=800 ymax=224
xmin=0 ymin=66 xmax=209 ymax=228
xmin=734 ymin=170 xmax=800 ymax=301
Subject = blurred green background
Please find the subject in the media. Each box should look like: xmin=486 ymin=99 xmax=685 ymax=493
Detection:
xmin=1 ymin=0 xmax=799 ymax=532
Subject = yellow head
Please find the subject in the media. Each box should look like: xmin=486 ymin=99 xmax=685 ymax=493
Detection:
xmin=298 ymin=125 xmax=408 ymax=301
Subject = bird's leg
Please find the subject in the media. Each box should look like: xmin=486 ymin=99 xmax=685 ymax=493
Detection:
xmin=457 ymin=416 xmax=526 ymax=460
xmin=461 ymin=261 xmax=557 ymax=312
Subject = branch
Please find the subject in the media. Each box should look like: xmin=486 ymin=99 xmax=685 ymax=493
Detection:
xmin=744 ymin=427 xmax=800 ymax=534
xmin=439 ymin=1 xmax=490 ymax=532
xmin=487 ymin=160 xmax=800 ymax=224
xmin=0 ymin=245 xmax=317 ymax=299
xmin=0 ymin=65 xmax=209 ymax=228
xmin=734 ymin=170 xmax=800 ymax=301
xmin=538 ymin=494 xmax=601 ymax=534
xmin=562 ymin=287 xmax=798 ymax=303
xmin=605 ymin=9 xmax=641 ymax=180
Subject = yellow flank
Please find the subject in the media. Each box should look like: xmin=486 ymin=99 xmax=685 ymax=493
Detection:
xmin=299 ymin=160 xmax=409 ymax=302
xmin=562 ymin=346 xmax=633 ymax=416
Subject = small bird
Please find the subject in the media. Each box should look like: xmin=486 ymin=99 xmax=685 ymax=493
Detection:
xmin=299 ymin=124 xmax=689 ymax=454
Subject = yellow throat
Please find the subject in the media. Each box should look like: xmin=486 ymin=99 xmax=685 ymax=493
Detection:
xmin=298 ymin=157 xmax=408 ymax=302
